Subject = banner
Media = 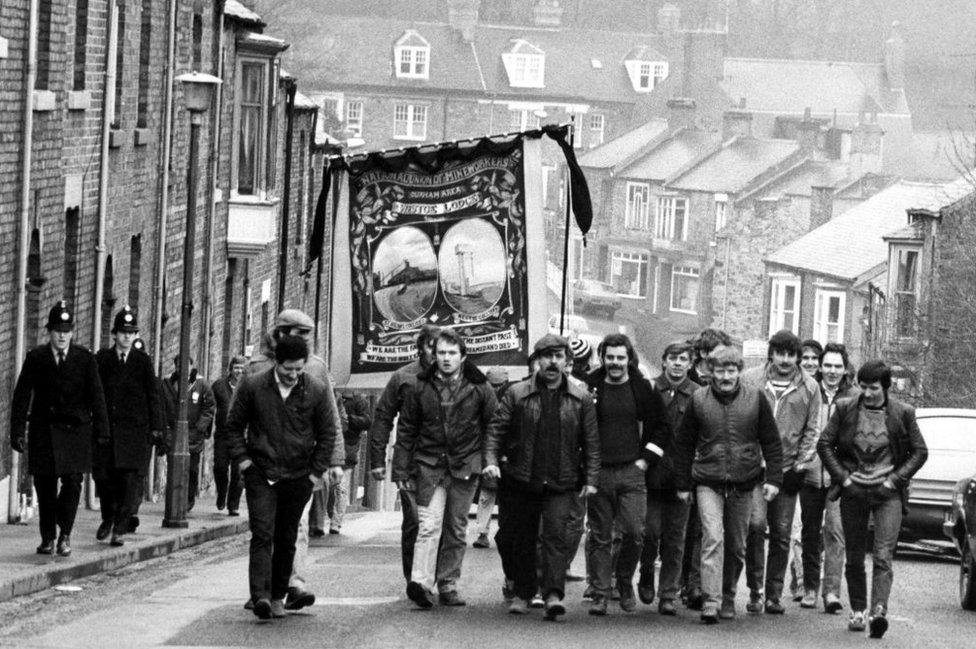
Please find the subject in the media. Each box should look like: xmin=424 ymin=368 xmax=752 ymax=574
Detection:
xmin=330 ymin=134 xmax=549 ymax=386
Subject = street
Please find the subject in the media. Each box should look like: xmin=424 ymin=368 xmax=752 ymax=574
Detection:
xmin=0 ymin=512 xmax=971 ymax=649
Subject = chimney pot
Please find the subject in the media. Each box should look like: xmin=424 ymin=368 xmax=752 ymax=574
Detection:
xmin=722 ymin=109 xmax=752 ymax=140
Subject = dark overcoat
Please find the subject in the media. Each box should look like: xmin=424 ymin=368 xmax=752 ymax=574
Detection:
xmin=161 ymin=373 xmax=216 ymax=454
xmin=11 ymin=343 xmax=109 ymax=476
xmin=94 ymin=346 xmax=166 ymax=476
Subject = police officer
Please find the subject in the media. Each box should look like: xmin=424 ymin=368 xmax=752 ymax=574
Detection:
xmin=11 ymin=301 xmax=110 ymax=556
xmin=94 ymin=306 xmax=166 ymax=546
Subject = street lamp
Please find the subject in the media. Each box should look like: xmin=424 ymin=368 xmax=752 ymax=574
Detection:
xmin=163 ymin=71 xmax=221 ymax=528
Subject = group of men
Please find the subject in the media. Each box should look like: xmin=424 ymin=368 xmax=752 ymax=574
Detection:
xmin=372 ymin=324 xmax=928 ymax=640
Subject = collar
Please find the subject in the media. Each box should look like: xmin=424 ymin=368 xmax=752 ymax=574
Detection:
xmin=51 ymin=344 xmax=68 ymax=361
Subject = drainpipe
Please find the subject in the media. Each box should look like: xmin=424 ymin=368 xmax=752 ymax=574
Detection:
xmin=9 ymin=0 xmax=40 ymax=524
xmin=276 ymin=78 xmax=297 ymax=313
xmin=153 ymin=0 xmax=180 ymax=375
xmin=199 ymin=7 xmax=226 ymax=380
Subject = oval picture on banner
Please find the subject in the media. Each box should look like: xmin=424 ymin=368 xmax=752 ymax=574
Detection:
xmin=372 ymin=226 xmax=438 ymax=323
xmin=438 ymin=219 xmax=506 ymax=316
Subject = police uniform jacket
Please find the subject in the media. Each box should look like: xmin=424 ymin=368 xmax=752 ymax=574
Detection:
xmin=11 ymin=343 xmax=109 ymax=476
xmin=94 ymin=346 xmax=165 ymax=476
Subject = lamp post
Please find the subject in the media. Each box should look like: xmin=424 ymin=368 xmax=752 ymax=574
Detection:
xmin=163 ymin=71 xmax=222 ymax=528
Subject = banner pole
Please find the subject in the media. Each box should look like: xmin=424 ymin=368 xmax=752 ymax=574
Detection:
xmin=559 ymin=117 xmax=576 ymax=335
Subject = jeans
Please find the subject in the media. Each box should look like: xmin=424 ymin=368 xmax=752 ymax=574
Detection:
xmin=327 ymin=471 xmax=350 ymax=530
xmin=745 ymin=483 xmax=767 ymax=597
xmin=840 ymin=486 xmax=902 ymax=612
xmin=475 ymin=486 xmax=496 ymax=537
xmin=788 ymin=505 xmax=804 ymax=597
xmin=681 ymin=502 xmax=702 ymax=595
xmin=640 ymin=490 xmax=692 ymax=600
xmin=411 ymin=474 xmax=479 ymax=594
xmin=400 ymin=486 xmax=420 ymax=581
xmin=309 ymin=485 xmax=329 ymax=533
xmin=213 ymin=439 xmax=243 ymax=512
xmin=587 ymin=463 xmax=647 ymax=595
xmin=799 ymin=484 xmax=845 ymax=597
xmin=34 ymin=473 xmax=83 ymax=541
xmin=496 ymin=479 xmax=575 ymax=602
xmin=95 ymin=468 xmax=142 ymax=531
xmin=290 ymin=489 xmax=316 ymax=590
xmin=244 ymin=471 xmax=313 ymax=602
xmin=697 ymin=485 xmax=753 ymax=606
xmin=565 ymin=492 xmax=586 ymax=572
xmin=746 ymin=486 xmax=798 ymax=601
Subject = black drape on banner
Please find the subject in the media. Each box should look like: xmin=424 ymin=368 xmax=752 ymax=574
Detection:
xmin=307 ymin=160 xmax=331 ymax=264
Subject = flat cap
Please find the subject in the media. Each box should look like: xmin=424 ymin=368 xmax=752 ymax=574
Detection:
xmin=275 ymin=309 xmax=314 ymax=330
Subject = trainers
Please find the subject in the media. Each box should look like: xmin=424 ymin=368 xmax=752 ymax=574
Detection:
xmin=253 ymin=598 xmax=272 ymax=620
xmin=529 ymin=593 xmax=545 ymax=608
xmin=508 ymin=599 xmax=529 ymax=615
xmin=685 ymin=588 xmax=704 ymax=611
xmin=637 ymin=581 xmax=655 ymax=605
xmin=764 ymin=598 xmax=785 ymax=614
xmin=56 ymin=535 xmax=71 ymax=557
xmin=543 ymin=594 xmax=566 ymax=621
xmin=329 ymin=528 xmax=340 ymax=535
xmin=502 ymin=579 xmax=516 ymax=602
xmin=270 ymin=599 xmax=286 ymax=618
xmin=582 ymin=584 xmax=597 ymax=601
xmin=473 ymin=533 xmax=490 ymax=549
xmin=746 ymin=593 xmax=763 ymax=614
xmin=284 ymin=586 xmax=316 ymax=610
xmin=824 ymin=592 xmax=843 ymax=614
xmin=617 ymin=582 xmax=637 ymax=612
xmin=309 ymin=527 xmax=326 ymax=538
xmin=438 ymin=591 xmax=466 ymax=607
xmin=406 ymin=581 xmax=434 ymax=609
xmin=658 ymin=598 xmax=677 ymax=615
xmin=800 ymin=590 xmax=817 ymax=609
xmin=719 ymin=598 xmax=736 ymax=619
xmin=849 ymin=609 xmax=867 ymax=632
xmin=868 ymin=606 xmax=888 ymax=638
xmin=36 ymin=539 xmax=55 ymax=555
xmin=588 ymin=596 xmax=608 ymax=616
xmin=700 ymin=601 xmax=719 ymax=624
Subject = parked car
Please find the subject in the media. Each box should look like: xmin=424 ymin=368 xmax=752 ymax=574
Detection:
xmin=572 ymin=279 xmax=622 ymax=318
xmin=904 ymin=409 xmax=976 ymax=544
xmin=944 ymin=471 xmax=976 ymax=609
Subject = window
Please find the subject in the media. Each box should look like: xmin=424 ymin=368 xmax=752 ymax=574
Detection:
xmin=393 ymin=103 xmax=427 ymax=140
xmin=128 ymin=234 xmax=142 ymax=309
xmin=813 ymin=289 xmax=845 ymax=343
xmin=73 ymin=0 xmax=89 ymax=90
xmin=37 ymin=0 xmax=53 ymax=89
xmin=137 ymin=0 xmax=152 ymax=127
xmin=638 ymin=63 xmax=652 ymax=89
xmin=396 ymin=46 xmax=429 ymax=79
xmin=670 ymin=265 xmax=700 ymax=314
xmin=630 ymin=60 xmax=668 ymax=92
xmin=769 ymin=276 xmax=801 ymax=334
xmin=588 ymin=114 xmax=605 ymax=147
xmin=63 ymin=208 xmax=81 ymax=305
xmin=346 ymin=100 xmax=363 ymax=137
xmin=610 ymin=250 xmax=649 ymax=297
xmin=714 ymin=194 xmax=728 ymax=232
xmin=504 ymin=54 xmax=545 ymax=87
xmin=625 ymin=183 xmax=651 ymax=230
xmin=510 ymin=109 xmax=542 ymax=131
xmin=191 ymin=10 xmax=203 ymax=71
xmin=894 ymin=247 xmax=919 ymax=336
xmin=655 ymin=196 xmax=688 ymax=241
xmin=236 ymin=58 xmax=269 ymax=195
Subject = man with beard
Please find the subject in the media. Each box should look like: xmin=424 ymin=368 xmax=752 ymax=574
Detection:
xmin=94 ymin=306 xmax=166 ymax=546
xmin=741 ymin=330 xmax=819 ymax=615
xmin=370 ymin=324 xmax=442 ymax=582
xmin=636 ymin=341 xmax=700 ymax=615
xmin=397 ymin=329 xmax=497 ymax=608
xmin=800 ymin=342 xmax=858 ymax=612
xmin=212 ymin=356 xmax=248 ymax=516
xmin=484 ymin=333 xmax=600 ymax=620
xmin=584 ymin=334 xmax=669 ymax=615
xmin=672 ymin=345 xmax=783 ymax=623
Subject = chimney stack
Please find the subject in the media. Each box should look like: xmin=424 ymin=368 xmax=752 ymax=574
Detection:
xmin=666 ymin=98 xmax=697 ymax=130
xmin=532 ymin=0 xmax=564 ymax=28
xmin=448 ymin=0 xmax=480 ymax=42
xmin=722 ymin=109 xmax=752 ymax=140
xmin=657 ymin=3 xmax=681 ymax=33
xmin=883 ymin=21 xmax=905 ymax=91
xmin=809 ymin=186 xmax=834 ymax=230
xmin=797 ymin=107 xmax=823 ymax=152
xmin=850 ymin=117 xmax=884 ymax=175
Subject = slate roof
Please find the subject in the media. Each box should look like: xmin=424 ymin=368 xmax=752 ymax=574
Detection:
xmin=224 ymin=0 xmax=265 ymax=28
xmin=739 ymin=159 xmax=857 ymax=201
xmin=617 ymin=128 xmax=723 ymax=181
xmin=287 ymin=15 xmax=672 ymax=103
xmin=722 ymin=58 xmax=910 ymax=116
xmin=667 ymin=136 xmax=801 ymax=193
xmin=765 ymin=177 xmax=973 ymax=281
xmin=577 ymin=119 xmax=669 ymax=169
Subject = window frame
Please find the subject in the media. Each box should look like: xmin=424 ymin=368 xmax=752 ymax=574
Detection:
xmin=714 ymin=193 xmax=729 ymax=232
xmin=395 ymin=44 xmax=430 ymax=79
xmin=609 ymin=249 xmax=650 ymax=298
xmin=508 ymin=53 xmax=545 ymax=88
xmin=624 ymin=182 xmax=651 ymax=230
xmin=813 ymin=288 xmax=846 ymax=343
xmin=654 ymin=195 xmax=689 ymax=241
xmin=588 ymin=113 xmax=605 ymax=147
xmin=670 ymin=265 xmax=701 ymax=315
xmin=769 ymin=275 xmax=801 ymax=335
xmin=345 ymin=99 xmax=364 ymax=137
xmin=892 ymin=246 xmax=920 ymax=337
xmin=232 ymin=56 xmax=273 ymax=198
xmin=393 ymin=103 xmax=428 ymax=141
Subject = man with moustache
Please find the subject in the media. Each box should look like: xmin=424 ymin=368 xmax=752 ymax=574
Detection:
xmin=485 ymin=333 xmax=600 ymax=620
xmin=94 ymin=306 xmax=166 ymax=546
xmin=397 ymin=329 xmax=497 ymax=608
xmin=637 ymin=341 xmax=700 ymax=614
xmin=671 ymin=345 xmax=783 ymax=623
xmin=11 ymin=301 xmax=109 ymax=556
xmin=800 ymin=342 xmax=858 ymax=612
xmin=584 ymin=334 xmax=669 ymax=615
xmin=741 ymin=330 xmax=820 ymax=615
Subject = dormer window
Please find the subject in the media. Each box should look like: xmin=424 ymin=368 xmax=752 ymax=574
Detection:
xmin=394 ymin=30 xmax=430 ymax=80
xmin=624 ymin=47 xmax=668 ymax=93
xmin=502 ymin=40 xmax=545 ymax=88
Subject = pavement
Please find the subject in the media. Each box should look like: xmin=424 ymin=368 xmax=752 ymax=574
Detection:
xmin=0 ymin=493 xmax=248 ymax=603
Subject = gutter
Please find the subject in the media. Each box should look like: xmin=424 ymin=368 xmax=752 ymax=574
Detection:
xmin=276 ymin=77 xmax=297 ymax=313
xmin=9 ymin=0 xmax=39 ymax=524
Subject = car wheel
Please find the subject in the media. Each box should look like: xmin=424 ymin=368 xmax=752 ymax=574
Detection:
xmin=962 ymin=540 xmax=976 ymax=610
